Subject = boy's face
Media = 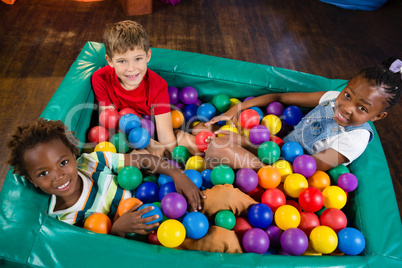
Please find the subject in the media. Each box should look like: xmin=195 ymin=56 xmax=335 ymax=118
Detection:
xmin=106 ymin=48 xmax=151 ymax=91
xmin=24 ymin=139 xmax=82 ymax=206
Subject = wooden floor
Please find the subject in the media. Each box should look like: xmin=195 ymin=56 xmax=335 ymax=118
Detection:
xmin=0 ymin=0 xmax=401 ymax=217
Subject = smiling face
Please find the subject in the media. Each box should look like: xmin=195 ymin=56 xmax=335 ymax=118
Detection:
xmin=334 ymin=76 xmax=388 ymax=127
xmin=106 ymin=48 xmax=151 ymax=91
xmin=24 ymin=139 xmax=82 ymax=210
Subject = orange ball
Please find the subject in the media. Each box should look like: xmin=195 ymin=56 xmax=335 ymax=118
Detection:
xmin=117 ymin=197 xmax=142 ymax=216
xmin=171 ymin=110 xmax=185 ymax=129
xmin=308 ymin=171 xmax=331 ymax=191
xmin=84 ymin=213 xmax=112 ymax=234
xmin=257 ymin=166 xmax=281 ymax=189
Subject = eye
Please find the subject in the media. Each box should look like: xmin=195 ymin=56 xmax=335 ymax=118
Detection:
xmin=136 ymin=57 xmax=143 ymax=61
xmin=60 ymin=160 xmax=69 ymax=166
xmin=344 ymin=92 xmax=351 ymax=100
xmin=38 ymin=171 xmax=49 ymax=177
xmin=117 ymin=60 xmax=126 ymax=64
xmin=358 ymin=106 xmax=368 ymax=113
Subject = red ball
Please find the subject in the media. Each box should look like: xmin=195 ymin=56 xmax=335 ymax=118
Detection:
xmin=233 ymin=217 xmax=253 ymax=240
xmin=298 ymin=211 xmax=320 ymax=237
xmin=270 ymin=136 xmax=284 ymax=148
xmin=148 ymin=232 xmax=162 ymax=245
xmin=261 ymin=188 xmax=286 ymax=213
xmin=88 ymin=126 xmax=109 ymax=143
xmin=298 ymin=187 xmax=324 ymax=212
xmin=247 ymin=185 xmax=265 ymax=202
xmin=195 ymin=130 xmax=215 ymax=152
xmin=99 ymin=108 xmax=120 ymax=129
xmin=320 ymin=208 xmax=347 ymax=233
xmin=286 ymin=200 xmax=302 ymax=213
xmin=239 ymin=109 xmax=260 ymax=129
xmin=119 ymin=107 xmax=137 ymax=117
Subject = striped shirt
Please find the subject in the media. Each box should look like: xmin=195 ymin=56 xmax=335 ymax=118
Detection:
xmin=48 ymin=152 xmax=132 ymax=225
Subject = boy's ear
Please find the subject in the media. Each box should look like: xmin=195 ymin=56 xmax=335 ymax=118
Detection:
xmin=146 ymin=48 xmax=151 ymax=63
xmin=370 ymin=111 xmax=387 ymax=122
xmin=105 ymin=54 xmax=113 ymax=67
xmin=27 ymin=177 xmax=38 ymax=188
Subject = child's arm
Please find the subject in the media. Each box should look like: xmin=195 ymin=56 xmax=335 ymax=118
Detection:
xmin=311 ymin=148 xmax=348 ymax=171
xmin=151 ymin=112 xmax=178 ymax=155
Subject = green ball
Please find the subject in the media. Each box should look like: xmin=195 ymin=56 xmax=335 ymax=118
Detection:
xmin=328 ymin=165 xmax=350 ymax=184
xmin=172 ymin=146 xmax=189 ymax=164
xmin=215 ymin=210 xmax=236 ymax=230
xmin=212 ymin=94 xmax=231 ymax=113
xmin=143 ymin=174 xmax=158 ymax=184
xmin=210 ymin=165 xmax=235 ymax=185
xmin=110 ymin=133 xmax=130 ymax=153
xmin=117 ymin=166 xmax=143 ymax=190
xmin=257 ymin=141 xmax=280 ymax=164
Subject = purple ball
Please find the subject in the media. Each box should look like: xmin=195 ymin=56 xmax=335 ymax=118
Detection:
xmin=235 ymin=168 xmax=259 ymax=192
xmin=168 ymin=160 xmax=181 ymax=168
xmin=337 ymin=173 xmax=358 ymax=192
xmin=266 ymin=101 xmax=285 ymax=116
xmin=140 ymin=118 xmax=155 ymax=137
xmin=168 ymin=86 xmax=179 ymax=105
xmin=142 ymin=114 xmax=151 ymax=120
xmin=242 ymin=228 xmax=270 ymax=254
xmin=179 ymin=87 xmax=198 ymax=104
xmin=194 ymin=99 xmax=203 ymax=106
xmin=292 ymin=154 xmax=317 ymax=177
xmin=264 ymin=225 xmax=283 ymax=247
xmin=161 ymin=192 xmax=188 ymax=219
xmin=280 ymin=228 xmax=308 ymax=255
xmin=248 ymin=125 xmax=271 ymax=145
xmin=244 ymin=96 xmax=255 ymax=102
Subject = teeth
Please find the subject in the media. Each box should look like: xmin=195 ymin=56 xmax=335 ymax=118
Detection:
xmin=57 ymin=181 xmax=70 ymax=189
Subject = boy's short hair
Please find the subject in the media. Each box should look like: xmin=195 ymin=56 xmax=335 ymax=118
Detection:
xmin=6 ymin=118 xmax=79 ymax=178
xmin=103 ymin=20 xmax=150 ymax=59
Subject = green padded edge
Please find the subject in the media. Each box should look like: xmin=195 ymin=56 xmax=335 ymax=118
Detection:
xmin=0 ymin=41 xmax=401 ymax=268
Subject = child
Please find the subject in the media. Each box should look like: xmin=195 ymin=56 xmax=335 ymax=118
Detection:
xmin=205 ymin=58 xmax=402 ymax=171
xmin=92 ymin=20 xmax=199 ymax=157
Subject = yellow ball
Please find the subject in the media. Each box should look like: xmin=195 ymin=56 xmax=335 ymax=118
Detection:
xmin=310 ymin=226 xmax=338 ymax=254
xmin=283 ymin=173 xmax=308 ymax=198
xmin=274 ymin=205 xmax=301 ymax=230
xmin=157 ymin=219 xmax=186 ymax=248
xmin=191 ymin=120 xmax=201 ymax=128
xmin=273 ymin=160 xmax=293 ymax=182
xmin=322 ymin=186 xmax=347 ymax=209
xmin=242 ymin=128 xmax=250 ymax=139
xmin=185 ymin=156 xmax=205 ymax=172
xmin=218 ymin=125 xmax=239 ymax=137
xmin=229 ymin=98 xmax=241 ymax=108
xmin=94 ymin=141 xmax=116 ymax=153
xmin=261 ymin=114 xmax=282 ymax=135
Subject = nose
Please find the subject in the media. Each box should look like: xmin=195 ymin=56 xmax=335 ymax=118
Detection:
xmin=54 ymin=168 xmax=65 ymax=181
xmin=127 ymin=61 xmax=137 ymax=72
xmin=343 ymin=102 xmax=353 ymax=114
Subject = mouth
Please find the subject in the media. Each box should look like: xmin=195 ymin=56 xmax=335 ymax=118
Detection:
xmin=335 ymin=110 xmax=350 ymax=123
xmin=56 ymin=180 xmax=71 ymax=191
xmin=126 ymin=73 xmax=140 ymax=80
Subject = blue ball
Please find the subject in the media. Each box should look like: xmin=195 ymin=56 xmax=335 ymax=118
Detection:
xmin=159 ymin=181 xmax=176 ymax=200
xmin=182 ymin=212 xmax=209 ymax=239
xmin=337 ymin=227 xmax=366 ymax=255
xmin=248 ymin=203 xmax=273 ymax=229
xmin=138 ymin=203 xmax=163 ymax=229
xmin=281 ymin=141 xmax=304 ymax=163
xmin=201 ymin=169 xmax=213 ymax=189
xmin=184 ymin=169 xmax=203 ymax=189
xmin=250 ymin=106 xmax=264 ymax=120
xmin=197 ymin=103 xmax=216 ymax=122
xmin=128 ymin=127 xmax=150 ymax=149
xmin=183 ymin=104 xmax=199 ymax=122
xmin=158 ymin=174 xmax=174 ymax=187
xmin=282 ymin=106 xmax=303 ymax=126
xmin=135 ymin=182 xmax=160 ymax=203
xmin=119 ymin=113 xmax=141 ymax=134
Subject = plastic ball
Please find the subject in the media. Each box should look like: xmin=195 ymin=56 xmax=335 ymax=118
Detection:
xmin=261 ymin=188 xmax=286 ymax=213
xmin=328 ymin=164 xmax=350 ymax=184
xmin=99 ymin=108 xmax=120 ymax=129
xmin=201 ymin=169 xmax=214 ymax=189
xmin=168 ymin=86 xmax=179 ymax=105
xmin=195 ymin=130 xmax=215 ymax=152
xmin=119 ymin=113 xmax=141 ymax=134
xmin=337 ymin=227 xmax=366 ymax=255
xmin=182 ymin=212 xmax=209 ymax=239
xmin=292 ymin=155 xmax=317 ymax=178
xmin=185 ymin=156 xmax=205 ymax=172
xmin=128 ymin=127 xmax=150 ymax=149
xmin=280 ymin=141 xmax=304 ymax=163
xmin=298 ymin=211 xmax=320 ymax=237
xmin=135 ymin=182 xmax=160 ymax=203
xmin=273 ymin=160 xmax=293 ymax=182
xmin=337 ymin=173 xmax=358 ymax=192
xmin=158 ymin=174 xmax=173 ymax=187
xmin=140 ymin=118 xmax=155 ymax=138
xmin=250 ymin=107 xmax=264 ymax=120
xmin=248 ymin=203 xmax=273 ymax=228
xmin=171 ymin=110 xmax=185 ymax=129
xmin=283 ymin=173 xmax=308 ymax=198
xmin=230 ymin=98 xmax=241 ymax=108
xmin=274 ymin=205 xmax=301 ymax=230
xmin=266 ymin=101 xmax=285 ymax=116
xmin=161 ymin=192 xmax=187 ymax=219
xmin=212 ymin=94 xmax=231 ymax=113
xmin=117 ymin=166 xmax=143 ymax=190
xmin=196 ymin=103 xmax=216 ymax=122
xmin=298 ymin=187 xmax=324 ymax=212
xmin=320 ymin=208 xmax=347 ymax=233
xmin=280 ymin=228 xmax=309 ymax=255
xmin=257 ymin=141 xmax=281 ymax=165
xmin=210 ymin=165 xmax=235 ymax=185
xmin=94 ymin=141 xmax=116 ymax=153
xmin=247 ymin=185 xmax=265 ymax=202
xmin=282 ymin=106 xmax=303 ymax=126
xmin=235 ymin=168 xmax=259 ymax=192
xmin=239 ymin=109 xmax=260 ymax=129
xmin=182 ymin=104 xmax=198 ymax=122
xmin=117 ymin=197 xmax=142 ymax=216
xmin=138 ymin=203 xmax=164 ymax=227
xmin=242 ymin=228 xmax=270 ymax=254
xmin=218 ymin=124 xmax=239 ymax=137
xmin=257 ymin=166 xmax=281 ymax=189
xmin=261 ymin=114 xmax=282 ymax=135
xmin=143 ymin=174 xmax=158 ymax=184
xmin=215 ymin=210 xmax=236 ymax=230
xmin=309 ymin=226 xmax=338 ymax=254
xmin=179 ymin=86 xmax=198 ymax=104
xmin=172 ymin=146 xmax=190 ymax=164
xmin=322 ymin=186 xmax=347 ymax=209
xmin=119 ymin=107 xmax=136 ymax=117
xmin=88 ymin=126 xmax=109 ymax=144
xmin=233 ymin=217 xmax=253 ymax=240
xmin=159 ymin=182 xmax=176 ymax=201
xmin=248 ymin=125 xmax=270 ymax=145
xmin=157 ymin=219 xmax=186 ymax=248
xmin=109 ymin=133 xmax=130 ymax=153
xmin=308 ymin=171 xmax=331 ymax=191
xmin=84 ymin=213 xmax=112 ymax=234
xmin=265 ymin=225 xmax=282 ymax=247
xmin=148 ymin=232 xmax=162 ymax=245
xmin=184 ymin=169 xmax=203 ymax=189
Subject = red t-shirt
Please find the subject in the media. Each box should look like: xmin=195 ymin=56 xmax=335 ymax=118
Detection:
xmin=92 ymin=65 xmax=170 ymax=116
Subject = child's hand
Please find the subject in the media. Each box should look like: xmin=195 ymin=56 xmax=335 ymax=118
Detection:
xmin=205 ymin=106 xmax=239 ymax=127
xmin=173 ymin=172 xmax=206 ymax=212
xmin=111 ymin=202 xmax=160 ymax=237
